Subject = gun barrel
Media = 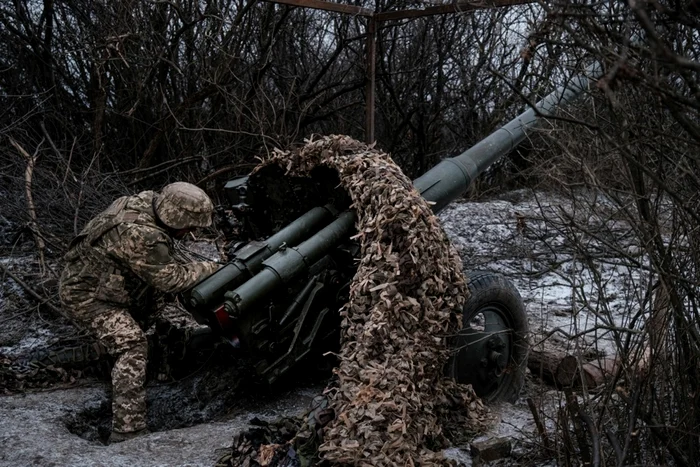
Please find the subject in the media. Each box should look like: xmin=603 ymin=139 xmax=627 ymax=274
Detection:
xmin=414 ymin=63 xmax=602 ymax=213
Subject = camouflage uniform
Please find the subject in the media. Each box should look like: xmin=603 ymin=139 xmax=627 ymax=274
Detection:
xmin=59 ymin=184 xmax=220 ymax=435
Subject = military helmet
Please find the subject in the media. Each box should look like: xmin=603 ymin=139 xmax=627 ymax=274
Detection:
xmin=154 ymin=182 xmax=214 ymax=230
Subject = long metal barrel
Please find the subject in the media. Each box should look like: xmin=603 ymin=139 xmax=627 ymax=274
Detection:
xmin=224 ymin=65 xmax=602 ymax=317
xmin=415 ymin=63 xmax=603 ymax=212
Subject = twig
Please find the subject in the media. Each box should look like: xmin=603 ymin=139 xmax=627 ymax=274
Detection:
xmin=40 ymin=121 xmax=78 ymax=186
xmin=74 ymin=180 xmax=85 ymax=237
xmin=8 ymin=137 xmax=47 ymax=274
xmin=578 ymin=409 xmax=600 ymax=467
xmin=616 ymin=387 xmax=691 ymax=467
xmin=0 ymin=312 xmax=27 ymax=326
xmin=63 ymin=136 xmax=78 ymax=185
xmin=532 ymin=325 xmax=642 ymax=347
xmin=604 ymin=428 xmax=623 ymax=466
xmin=196 ymin=163 xmax=257 ymax=186
xmin=558 ymin=406 xmax=574 ymax=467
xmin=117 ymin=155 xmax=201 ymax=176
xmin=527 ymin=397 xmax=552 ymax=451
xmin=0 ymin=262 xmax=63 ymax=316
xmin=127 ymin=156 xmax=202 ymax=187
xmin=39 ymin=121 xmax=62 ymax=160
xmin=564 ymin=389 xmax=591 ymax=465
xmin=73 ymin=150 xmax=100 ymax=236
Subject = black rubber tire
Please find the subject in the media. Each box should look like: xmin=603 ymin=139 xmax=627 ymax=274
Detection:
xmin=446 ymin=270 xmax=529 ymax=404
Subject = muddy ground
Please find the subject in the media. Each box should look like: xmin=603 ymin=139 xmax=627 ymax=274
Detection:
xmin=0 ymin=384 xmax=321 ymax=467
xmin=0 ymin=189 xmax=642 ymax=466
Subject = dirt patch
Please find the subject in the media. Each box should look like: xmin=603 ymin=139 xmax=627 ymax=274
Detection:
xmin=63 ymin=396 xmax=113 ymax=442
xmin=52 ymin=339 xmax=333 ymax=445
xmin=61 ymin=361 xmax=245 ymax=444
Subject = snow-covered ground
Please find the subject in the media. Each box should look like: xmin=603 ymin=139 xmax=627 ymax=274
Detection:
xmin=438 ymin=189 xmax=652 ymax=465
xmin=0 ymin=384 xmax=321 ymax=467
xmin=0 ymin=190 xmax=650 ymax=466
xmin=441 ymin=189 xmax=648 ymax=359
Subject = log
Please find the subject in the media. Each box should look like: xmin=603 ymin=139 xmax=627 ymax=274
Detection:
xmin=528 ymin=342 xmax=620 ymax=389
xmin=527 ymin=347 xmax=567 ymax=385
xmin=557 ymin=356 xmax=619 ymax=389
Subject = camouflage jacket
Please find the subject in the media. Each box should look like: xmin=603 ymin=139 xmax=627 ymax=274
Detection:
xmin=60 ymin=191 xmax=219 ymax=311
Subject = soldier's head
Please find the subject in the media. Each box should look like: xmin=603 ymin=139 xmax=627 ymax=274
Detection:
xmin=154 ymin=182 xmax=214 ymax=238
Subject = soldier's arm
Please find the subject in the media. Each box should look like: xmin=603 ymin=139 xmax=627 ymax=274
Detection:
xmin=114 ymin=225 xmax=220 ymax=293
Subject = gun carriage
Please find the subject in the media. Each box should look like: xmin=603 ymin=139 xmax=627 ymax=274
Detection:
xmin=185 ymin=68 xmax=600 ymax=402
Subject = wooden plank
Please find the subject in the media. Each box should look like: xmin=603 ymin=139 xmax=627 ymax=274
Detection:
xmin=374 ymin=0 xmax=536 ymax=22
xmin=264 ymin=0 xmax=374 ymax=16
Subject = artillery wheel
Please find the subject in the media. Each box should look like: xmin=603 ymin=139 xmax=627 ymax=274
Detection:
xmin=446 ymin=271 xmax=529 ymax=403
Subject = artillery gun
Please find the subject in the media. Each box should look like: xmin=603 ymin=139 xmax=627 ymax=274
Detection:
xmin=184 ymin=67 xmax=600 ymax=403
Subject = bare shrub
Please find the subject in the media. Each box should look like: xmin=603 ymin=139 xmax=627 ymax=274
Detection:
xmin=510 ymin=1 xmax=700 ymax=464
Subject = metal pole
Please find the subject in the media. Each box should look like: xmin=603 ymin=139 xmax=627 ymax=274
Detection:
xmin=365 ymin=17 xmax=376 ymax=143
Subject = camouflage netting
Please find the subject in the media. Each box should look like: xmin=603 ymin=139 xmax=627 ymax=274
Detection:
xmin=223 ymin=135 xmax=490 ymax=466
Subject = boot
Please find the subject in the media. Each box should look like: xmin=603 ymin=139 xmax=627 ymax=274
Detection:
xmin=108 ymin=427 xmax=151 ymax=444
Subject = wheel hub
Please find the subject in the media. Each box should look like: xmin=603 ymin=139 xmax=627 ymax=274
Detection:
xmin=448 ymin=305 xmax=514 ymax=399
xmin=481 ymin=335 xmax=506 ymax=378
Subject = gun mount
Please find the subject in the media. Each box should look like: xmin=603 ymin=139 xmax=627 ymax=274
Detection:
xmin=185 ymin=66 xmax=601 ymax=401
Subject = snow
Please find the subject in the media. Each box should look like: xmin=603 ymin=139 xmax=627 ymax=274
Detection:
xmin=438 ymin=189 xmax=652 ymax=461
xmin=0 ymin=327 xmax=57 ymax=358
xmin=439 ymin=189 xmax=649 ymax=358
xmin=0 ymin=256 xmax=62 ymax=356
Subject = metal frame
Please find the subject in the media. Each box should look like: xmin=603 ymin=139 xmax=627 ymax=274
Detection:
xmin=263 ymin=0 xmax=537 ymax=142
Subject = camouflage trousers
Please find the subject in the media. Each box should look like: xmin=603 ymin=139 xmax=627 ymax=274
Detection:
xmin=60 ymin=298 xmax=149 ymax=434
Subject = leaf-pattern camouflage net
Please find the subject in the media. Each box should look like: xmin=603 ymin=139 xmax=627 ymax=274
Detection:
xmin=224 ymin=135 xmax=490 ymax=466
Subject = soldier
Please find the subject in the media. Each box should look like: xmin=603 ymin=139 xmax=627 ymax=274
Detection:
xmin=59 ymin=182 xmax=221 ymax=444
